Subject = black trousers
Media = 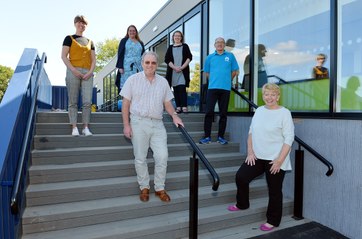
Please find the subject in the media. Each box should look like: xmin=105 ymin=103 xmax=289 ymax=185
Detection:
xmin=235 ymin=159 xmax=285 ymax=227
xmin=173 ymin=85 xmax=187 ymax=108
xmin=203 ymin=89 xmax=230 ymax=138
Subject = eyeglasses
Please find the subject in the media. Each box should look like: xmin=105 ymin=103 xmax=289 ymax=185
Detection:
xmin=317 ymin=58 xmax=325 ymax=60
xmin=144 ymin=61 xmax=157 ymax=65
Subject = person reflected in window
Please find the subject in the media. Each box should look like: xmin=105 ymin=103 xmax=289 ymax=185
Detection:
xmin=115 ymin=25 xmax=145 ymax=93
xmin=228 ymin=83 xmax=294 ymax=232
xmin=241 ymin=44 xmax=268 ymax=90
xmin=61 ymin=15 xmax=96 ymax=136
xmin=164 ymin=31 xmax=193 ymax=113
xmin=341 ymin=76 xmax=362 ymax=110
xmin=312 ymin=53 xmax=329 ymax=80
xmin=225 ymin=39 xmax=240 ymax=90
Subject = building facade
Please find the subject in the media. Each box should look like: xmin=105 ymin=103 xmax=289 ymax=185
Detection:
xmin=95 ymin=0 xmax=362 ymax=117
xmin=93 ymin=1 xmax=362 ymax=238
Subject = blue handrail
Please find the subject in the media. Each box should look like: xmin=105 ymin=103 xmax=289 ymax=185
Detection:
xmin=0 ymin=48 xmax=50 ymax=239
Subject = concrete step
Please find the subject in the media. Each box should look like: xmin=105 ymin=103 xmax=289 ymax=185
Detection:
xmin=29 ymin=152 xmax=243 ymax=184
xmin=35 ymin=121 xmax=217 ymax=135
xmin=21 ymin=197 xmax=294 ymax=239
xmin=31 ymin=142 xmax=240 ymax=165
xmin=36 ymin=112 xmax=205 ymax=123
xmin=25 ymin=166 xmax=240 ymax=206
xmin=21 ymin=111 xmax=288 ymax=239
xmin=184 ymin=215 xmax=309 ymax=239
xmin=22 ymin=181 xmax=268 ymax=234
xmin=33 ymin=131 xmax=227 ymax=150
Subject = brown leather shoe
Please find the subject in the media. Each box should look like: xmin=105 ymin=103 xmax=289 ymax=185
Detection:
xmin=140 ymin=188 xmax=149 ymax=202
xmin=155 ymin=190 xmax=171 ymax=202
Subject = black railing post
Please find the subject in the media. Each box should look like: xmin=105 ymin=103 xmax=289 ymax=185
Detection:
xmin=293 ymin=148 xmax=304 ymax=220
xmin=189 ymin=152 xmax=198 ymax=239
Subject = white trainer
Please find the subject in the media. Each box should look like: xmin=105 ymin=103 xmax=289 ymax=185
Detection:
xmin=82 ymin=127 xmax=93 ymax=136
xmin=72 ymin=127 xmax=80 ymax=136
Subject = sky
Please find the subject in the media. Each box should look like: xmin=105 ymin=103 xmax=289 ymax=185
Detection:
xmin=0 ymin=0 xmax=168 ymax=86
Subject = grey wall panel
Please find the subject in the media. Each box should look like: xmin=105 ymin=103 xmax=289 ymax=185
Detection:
xmin=228 ymin=116 xmax=362 ymax=239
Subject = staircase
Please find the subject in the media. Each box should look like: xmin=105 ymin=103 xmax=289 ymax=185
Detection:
xmin=21 ymin=112 xmax=305 ymax=239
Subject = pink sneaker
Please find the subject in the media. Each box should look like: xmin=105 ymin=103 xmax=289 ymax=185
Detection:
xmin=260 ymin=223 xmax=275 ymax=231
xmin=227 ymin=205 xmax=241 ymax=211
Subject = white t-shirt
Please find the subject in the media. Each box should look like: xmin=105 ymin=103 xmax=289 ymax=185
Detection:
xmin=249 ymin=106 xmax=295 ymax=171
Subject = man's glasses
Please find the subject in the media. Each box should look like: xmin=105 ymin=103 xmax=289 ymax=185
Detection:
xmin=144 ymin=61 xmax=157 ymax=65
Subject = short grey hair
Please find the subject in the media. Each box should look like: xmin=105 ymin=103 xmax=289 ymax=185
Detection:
xmin=141 ymin=51 xmax=159 ymax=63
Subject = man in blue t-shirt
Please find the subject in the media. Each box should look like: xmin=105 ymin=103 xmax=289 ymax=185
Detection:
xmin=200 ymin=37 xmax=239 ymax=145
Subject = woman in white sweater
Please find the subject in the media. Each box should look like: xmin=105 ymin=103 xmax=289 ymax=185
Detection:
xmin=228 ymin=83 xmax=295 ymax=232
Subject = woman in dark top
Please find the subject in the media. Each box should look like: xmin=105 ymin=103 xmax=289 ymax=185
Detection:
xmin=164 ymin=31 xmax=192 ymax=113
xmin=115 ymin=25 xmax=145 ymax=93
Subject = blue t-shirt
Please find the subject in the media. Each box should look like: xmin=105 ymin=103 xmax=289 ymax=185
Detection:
xmin=204 ymin=50 xmax=239 ymax=91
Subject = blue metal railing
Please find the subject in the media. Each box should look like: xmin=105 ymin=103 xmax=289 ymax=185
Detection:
xmin=0 ymin=48 xmax=50 ymax=239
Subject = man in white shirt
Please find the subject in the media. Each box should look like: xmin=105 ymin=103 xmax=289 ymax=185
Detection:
xmin=120 ymin=51 xmax=183 ymax=202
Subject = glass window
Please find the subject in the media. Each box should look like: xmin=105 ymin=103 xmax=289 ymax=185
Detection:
xmin=185 ymin=12 xmax=201 ymax=112
xmin=209 ymin=0 xmax=250 ymax=112
xmin=256 ymin=0 xmax=330 ymax=111
xmin=153 ymin=38 xmax=168 ymax=77
xmin=338 ymin=0 xmax=362 ymax=112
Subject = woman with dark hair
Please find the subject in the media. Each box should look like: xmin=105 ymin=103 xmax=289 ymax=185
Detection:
xmin=164 ymin=31 xmax=192 ymax=113
xmin=116 ymin=25 xmax=145 ymax=93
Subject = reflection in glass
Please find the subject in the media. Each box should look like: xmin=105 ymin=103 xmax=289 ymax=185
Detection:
xmin=256 ymin=0 xmax=330 ymax=111
xmin=185 ymin=12 xmax=201 ymax=112
xmin=339 ymin=0 xmax=362 ymax=112
xmin=153 ymin=38 xmax=168 ymax=77
xmin=209 ymin=0 xmax=250 ymax=112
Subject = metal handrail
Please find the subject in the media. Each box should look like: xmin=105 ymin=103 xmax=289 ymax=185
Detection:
xmin=99 ymin=94 xmax=121 ymax=112
xmin=294 ymin=136 xmax=333 ymax=176
xmin=171 ymin=121 xmax=219 ymax=239
xmin=10 ymin=53 xmax=47 ymax=214
xmin=177 ymin=124 xmax=219 ymax=191
xmin=231 ymin=87 xmax=334 ymax=176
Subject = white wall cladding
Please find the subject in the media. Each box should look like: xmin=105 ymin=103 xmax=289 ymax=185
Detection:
xmin=228 ymin=116 xmax=362 ymax=239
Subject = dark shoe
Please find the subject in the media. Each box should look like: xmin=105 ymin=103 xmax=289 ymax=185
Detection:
xmin=155 ymin=190 xmax=171 ymax=202
xmin=176 ymin=108 xmax=182 ymax=114
xmin=140 ymin=188 xmax=150 ymax=202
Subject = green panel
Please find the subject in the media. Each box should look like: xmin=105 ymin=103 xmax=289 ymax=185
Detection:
xmin=228 ymin=90 xmax=249 ymax=112
xmin=256 ymin=79 xmax=330 ymax=112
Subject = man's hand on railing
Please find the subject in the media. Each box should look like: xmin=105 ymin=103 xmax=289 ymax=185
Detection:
xmin=172 ymin=114 xmax=184 ymax=128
